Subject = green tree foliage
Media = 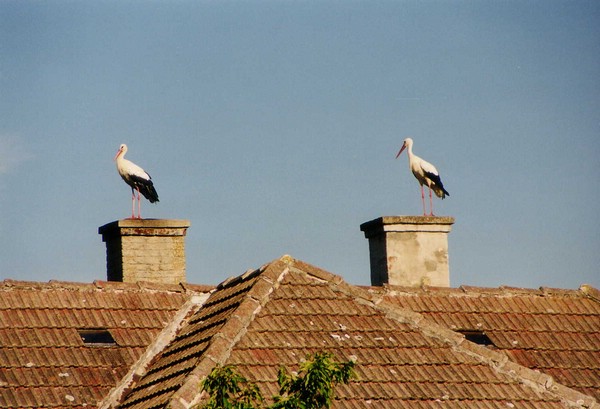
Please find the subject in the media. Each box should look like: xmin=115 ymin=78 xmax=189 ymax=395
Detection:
xmin=200 ymin=352 xmax=355 ymax=409
xmin=201 ymin=365 xmax=263 ymax=409
xmin=271 ymin=352 xmax=355 ymax=409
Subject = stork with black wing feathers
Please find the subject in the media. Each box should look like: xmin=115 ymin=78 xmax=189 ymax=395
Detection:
xmin=396 ymin=137 xmax=449 ymax=216
xmin=114 ymin=144 xmax=159 ymax=219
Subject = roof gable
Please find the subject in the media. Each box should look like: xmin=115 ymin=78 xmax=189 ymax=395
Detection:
xmin=111 ymin=257 xmax=597 ymax=409
xmin=112 ymin=260 xmax=285 ymax=408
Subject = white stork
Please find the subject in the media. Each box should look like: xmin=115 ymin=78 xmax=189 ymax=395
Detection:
xmin=114 ymin=144 xmax=159 ymax=219
xmin=396 ymin=137 xmax=449 ymax=216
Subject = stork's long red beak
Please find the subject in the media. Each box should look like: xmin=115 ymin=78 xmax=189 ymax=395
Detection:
xmin=113 ymin=149 xmax=122 ymax=161
xmin=395 ymin=144 xmax=406 ymax=159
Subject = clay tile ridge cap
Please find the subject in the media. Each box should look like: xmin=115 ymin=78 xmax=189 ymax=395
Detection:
xmin=580 ymin=284 xmax=600 ymax=303
xmin=360 ymin=292 xmax=599 ymax=408
xmin=192 ymin=255 xmax=599 ymax=409
xmin=105 ymin=255 xmax=598 ymax=409
xmin=289 ymin=257 xmax=599 ymax=409
xmin=377 ymin=283 xmax=595 ymax=299
xmin=99 ymin=289 xmax=212 ymax=409
xmin=167 ymin=256 xmax=294 ymax=409
xmin=0 ymin=278 xmax=213 ymax=294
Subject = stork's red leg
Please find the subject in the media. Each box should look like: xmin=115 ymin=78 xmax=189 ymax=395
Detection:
xmin=429 ymin=188 xmax=434 ymax=216
xmin=420 ymin=185 xmax=426 ymax=216
xmin=136 ymin=187 xmax=142 ymax=219
xmin=130 ymin=188 xmax=136 ymax=219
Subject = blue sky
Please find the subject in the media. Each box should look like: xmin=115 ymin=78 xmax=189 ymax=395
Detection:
xmin=1 ymin=1 xmax=599 ymax=289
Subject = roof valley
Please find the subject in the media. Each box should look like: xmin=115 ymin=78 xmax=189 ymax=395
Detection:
xmin=99 ymin=293 xmax=210 ymax=409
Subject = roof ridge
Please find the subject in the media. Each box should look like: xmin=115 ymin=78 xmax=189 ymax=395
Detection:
xmin=0 ymin=278 xmax=98 ymax=290
xmin=288 ymin=258 xmax=344 ymax=285
xmin=305 ymin=267 xmax=599 ymax=408
xmin=0 ymin=278 xmax=212 ymax=294
xmin=580 ymin=284 xmax=600 ymax=303
xmin=109 ymin=256 xmax=599 ymax=409
xmin=374 ymin=283 xmax=593 ymax=298
xmin=166 ymin=258 xmax=291 ymax=408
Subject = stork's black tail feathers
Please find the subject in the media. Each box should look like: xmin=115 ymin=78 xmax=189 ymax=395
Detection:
xmin=139 ymin=181 xmax=159 ymax=203
xmin=440 ymin=186 xmax=450 ymax=199
xmin=130 ymin=175 xmax=159 ymax=203
xmin=424 ymin=171 xmax=449 ymax=199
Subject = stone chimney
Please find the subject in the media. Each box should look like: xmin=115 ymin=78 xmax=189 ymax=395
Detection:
xmin=98 ymin=219 xmax=190 ymax=284
xmin=360 ymin=216 xmax=454 ymax=287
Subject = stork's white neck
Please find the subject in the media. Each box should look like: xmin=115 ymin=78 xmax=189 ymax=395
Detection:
xmin=405 ymin=140 xmax=416 ymax=160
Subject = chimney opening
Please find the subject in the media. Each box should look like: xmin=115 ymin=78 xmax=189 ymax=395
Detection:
xmin=78 ymin=329 xmax=117 ymax=346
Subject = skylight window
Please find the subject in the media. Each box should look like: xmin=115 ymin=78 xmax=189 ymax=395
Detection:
xmin=78 ymin=329 xmax=117 ymax=346
xmin=457 ymin=330 xmax=494 ymax=347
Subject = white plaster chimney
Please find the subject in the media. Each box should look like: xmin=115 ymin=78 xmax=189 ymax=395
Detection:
xmin=360 ymin=216 xmax=454 ymax=287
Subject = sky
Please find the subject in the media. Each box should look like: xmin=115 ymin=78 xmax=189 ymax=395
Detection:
xmin=1 ymin=1 xmax=599 ymax=289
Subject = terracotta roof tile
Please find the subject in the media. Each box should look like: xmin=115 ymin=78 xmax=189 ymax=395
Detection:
xmin=377 ymin=284 xmax=600 ymax=402
xmin=0 ymin=279 xmax=209 ymax=409
xmin=4 ymin=261 xmax=597 ymax=408
xmin=112 ymin=269 xmax=262 ymax=409
xmin=109 ymin=257 xmax=596 ymax=409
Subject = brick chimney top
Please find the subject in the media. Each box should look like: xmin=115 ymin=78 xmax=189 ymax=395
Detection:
xmin=98 ymin=219 xmax=190 ymax=284
xmin=360 ymin=216 xmax=454 ymax=287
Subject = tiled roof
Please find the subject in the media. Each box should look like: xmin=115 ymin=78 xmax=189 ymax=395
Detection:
xmin=374 ymin=283 xmax=600 ymax=401
xmin=109 ymin=257 xmax=598 ymax=409
xmin=0 ymin=279 xmax=212 ymax=409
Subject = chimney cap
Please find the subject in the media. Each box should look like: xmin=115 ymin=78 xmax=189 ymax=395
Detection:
xmin=360 ymin=216 xmax=454 ymax=238
xmin=99 ymin=219 xmax=190 ymax=235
